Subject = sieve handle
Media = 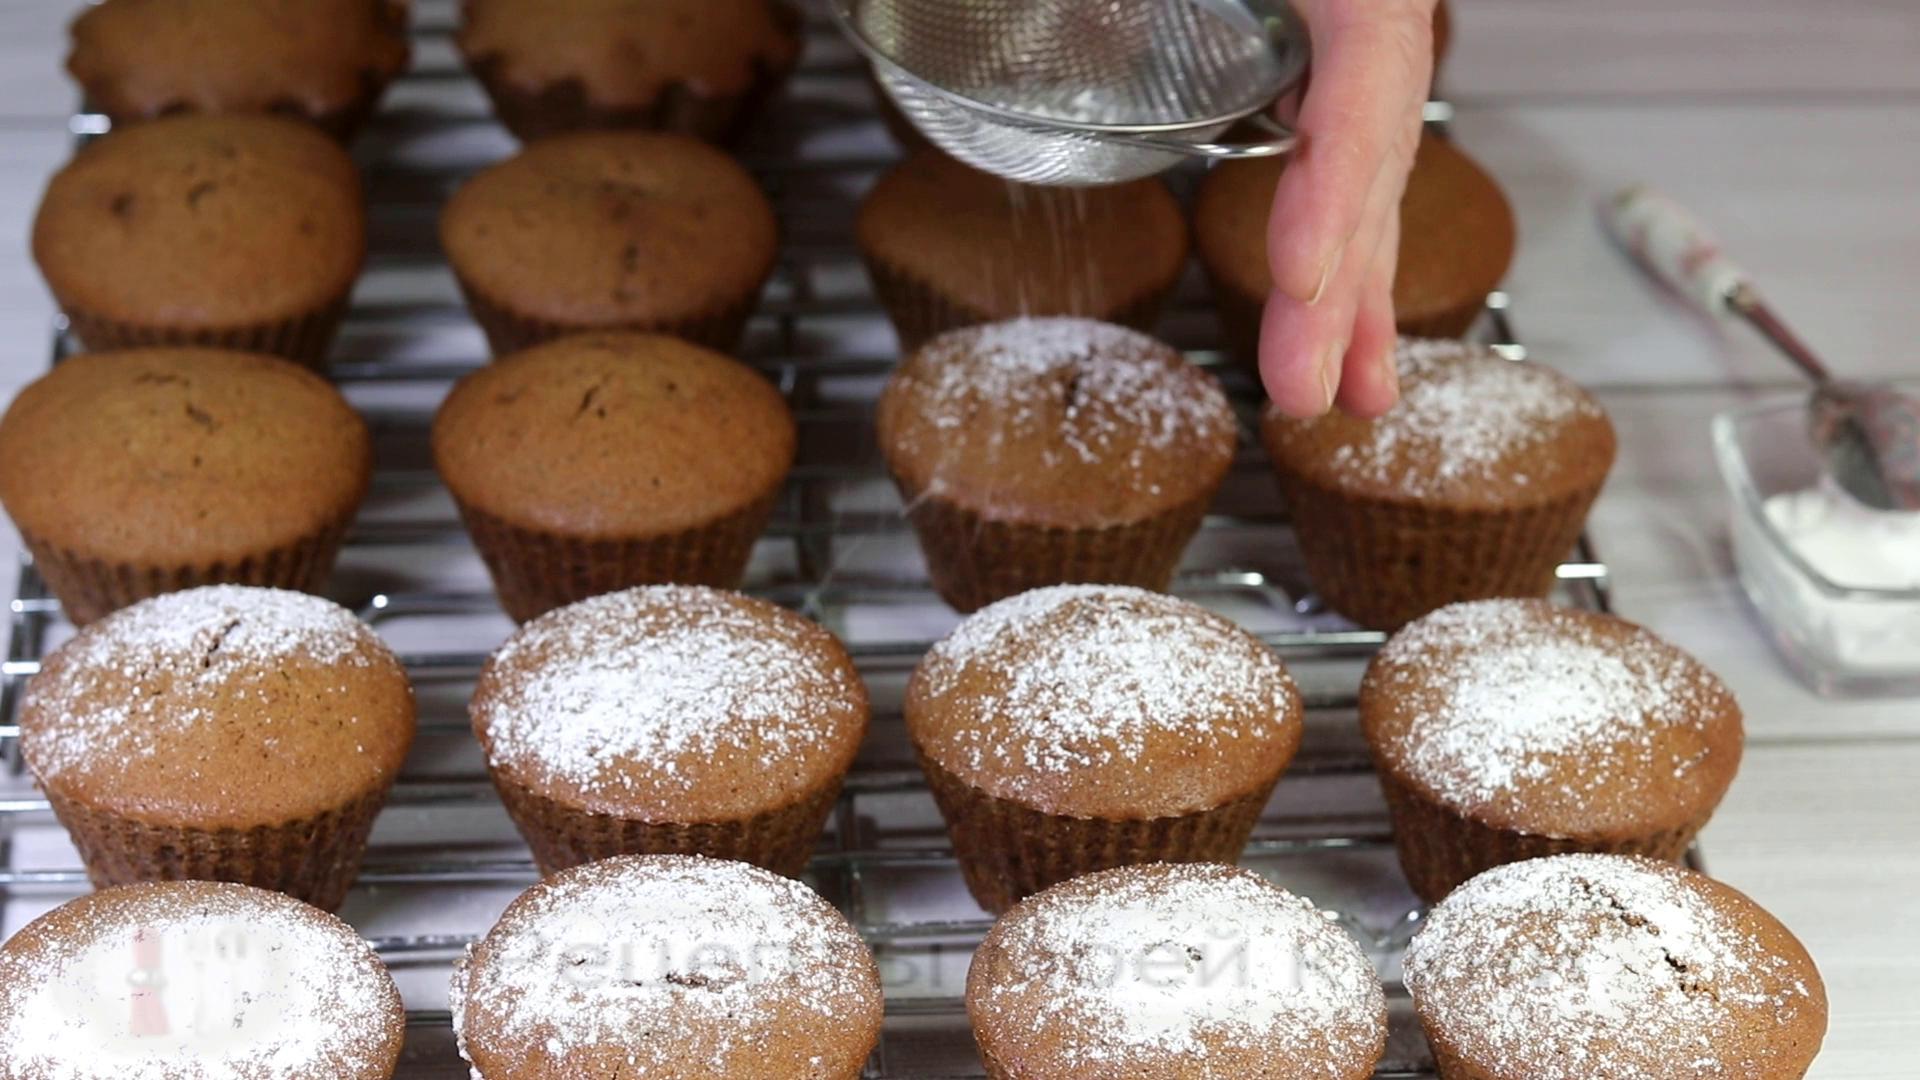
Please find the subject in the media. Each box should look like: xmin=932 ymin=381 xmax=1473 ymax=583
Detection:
xmin=1113 ymin=111 xmax=1298 ymax=161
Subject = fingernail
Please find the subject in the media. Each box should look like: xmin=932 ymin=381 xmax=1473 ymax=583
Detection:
xmin=1319 ymin=340 xmax=1346 ymax=410
xmin=1382 ymin=352 xmax=1401 ymax=399
xmin=1308 ymin=246 xmax=1345 ymax=306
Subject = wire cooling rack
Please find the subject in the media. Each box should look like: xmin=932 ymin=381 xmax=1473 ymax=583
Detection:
xmin=0 ymin=3 xmax=1642 ymax=1076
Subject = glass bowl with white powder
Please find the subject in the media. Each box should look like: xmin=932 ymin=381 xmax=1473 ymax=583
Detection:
xmin=1714 ymin=398 xmax=1920 ymax=697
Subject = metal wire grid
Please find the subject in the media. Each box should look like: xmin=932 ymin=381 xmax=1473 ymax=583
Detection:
xmin=0 ymin=4 xmax=1633 ymax=1076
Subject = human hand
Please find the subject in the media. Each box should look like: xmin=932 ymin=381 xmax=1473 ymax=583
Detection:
xmin=1261 ymin=0 xmax=1436 ymax=418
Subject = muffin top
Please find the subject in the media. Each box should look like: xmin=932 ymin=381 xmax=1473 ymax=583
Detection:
xmin=0 ymin=881 xmax=406 ymax=1080
xmin=433 ymin=333 xmax=794 ymax=537
xmin=1405 ymin=855 xmax=1827 ymax=1080
xmin=472 ymin=586 xmax=868 ymax=820
xmin=458 ymin=0 xmax=800 ymax=107
xmin=32 ymin=114 xmax=365 ymax=328
xmin=1361 ymin=600 xmax=1743 ymax=838
xmin=440 ymin=133 xmax=778 ymax=327
xmin=857 ymin=151 xmax=1189 ymax=321
xmin=1195 ymin=135 xmax=1514 ymax=330
xmin=67 ymin=0 xmax=409 ymax=132
xmin=19 ymin=586 xmax=416 ymax=827
xmin=876 ymin=318 xmax=1238 ymax=527
xmin=0 ymin=349 xmax=371 ymax=567
xmin=452 ymin=855 xmax=884 ymax=1079
xmin=906 ymin=585 xmax=1302 ymax=818
xmin=1260 ymin=339 xmax=1616 ymax=508
xmin=969 ymin=864 xmax=1387 ymax=1080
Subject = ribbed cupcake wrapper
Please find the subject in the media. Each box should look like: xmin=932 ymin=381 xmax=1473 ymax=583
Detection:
xmin=20 ymin=517 xmax=352 ymax=627
xmin=1273 ymin=468 xmax=1605 ymax=632
xmin=60 ymin=298 xmax=351 ymax=373
xmin=1426 ymin=1036 xmax=1505 ymax=1080
xmin=919 ymin=752 xmax=1277 ymax=915
xmin=44 ymin=785 xmax=391 ymax=912
xmin=1378 ymin=770 xmax=1713 ymax=904
xmin=489 ymin=770 xmax=842 ymax=878
xmin=895 ymin=482 xmax=1214 ymax=615
xmin=453 ymin=493 xmax=779 ymax=623
xmin=861 ymin=252 xmax=1177 ymax=355
xmin=1208 ymin=275 xmax=1487 ymax=368
xmin=453 ymin=274 xmax=763 ymax=358
xmin=469 ymin=55 xmax=800 ymax=146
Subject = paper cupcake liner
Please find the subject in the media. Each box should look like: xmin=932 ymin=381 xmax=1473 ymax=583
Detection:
xmin=468 ymin=54 xmax=799 ymax=146
xmin=20 ymin=516 xmax=353 ymax=627
xmin=862 ymin=252 xmax=1177 ymax=355
xmin=1272 ymin=468 xmax=1605 ymax=632
xmin=453 ymin=273 xmax=763 ymax=358
xmin=44 ymin=785 xmax=391 ymax=912
xmin=489 ymin=769 xmax=842 ymax=878
xmin=1377 ymin=770 xmax=1713 ymax=904
xmin=452 ymin=493 xmax=780 ymax=623
xmin=60 ymin=298 xmax=351 ymax=373
xmin=1394 ymin=300 xmax=1490 ymax=341
xmin=918 ymin=751 xmax=1277 ymax=915
xmin=892 ymin=480 xmax=1214 ymax=614
xmin=1206 ymin=275 xmax=1488 ymax=367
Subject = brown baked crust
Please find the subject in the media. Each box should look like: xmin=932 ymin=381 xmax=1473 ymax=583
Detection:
xmin=32 ymin=114 xmax=365 ymax=333
xmin=0 ymin=349 xmax=370 ymax=569
xmin=66 ymin=0 xmax=410 ymax=140
xmin=440 ymin=132 xmax=777 ymax=347
xmin=857 ymin=151 xmax=1189 ymax=347
xmin=458 ymin=0 xmax=801 ymax=143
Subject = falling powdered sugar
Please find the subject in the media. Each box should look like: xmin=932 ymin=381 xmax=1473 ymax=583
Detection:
xmin=973 ymin=864 xmax=1385 ymax=1073
xmin=1405 ymin=854 xmax=1822 ymax=1080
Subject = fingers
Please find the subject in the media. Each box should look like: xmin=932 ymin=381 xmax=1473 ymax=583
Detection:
xmin=1336 ymin=214 xmax=1403 ymax=417
xmin=1266 ymin=0 xmax=1435 ymax=306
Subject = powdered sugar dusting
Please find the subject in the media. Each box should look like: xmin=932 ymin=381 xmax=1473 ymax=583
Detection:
xmin=1324 ymin=339 xmax=1603 ymax=495
xmin=974 ymin=864 xmax=1385 ymax=1072
xmin=475 ymin=586 xmax=864 ymax=801
xmin=0 ymin=882 xmax=400 ymax=1079
xmin=915 ymin=586 xmax=1299 ymax=792
xmin=1368 ymin=600 xmax=1727 ymax=815
xmin=450 ymin=856 xmax=880 ymax=1074
xmin=23 ymin=586 xmax=378 ymax=781
xmin=1405 ymin=855 xmax=1821 ymax=1080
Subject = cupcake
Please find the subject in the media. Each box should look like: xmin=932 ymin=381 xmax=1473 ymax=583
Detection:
xmin=876 ymin=318 xmax=1237 ymax=613
xmin=440 ymin=132 xmax=778 ymax=355
xmin=458 ymin=0 xmax=801 ymax=144
xmin=17 ymin=586 xmax=417 ymax=910
xmin=857 ymin=151 xmax=1189 ymax=351
xmin=66 ymin=0 xmax=410 ymax=142
xmin=31 ymin=114 xmax=366 ymax=369
xmin=470 ymin=586 xmax=868 ymax=875
xmin=432 ymin=333 xmax=794 ymax=621
xmin=906 ymin=585 xmax=1304 ymax=914
xmin=0 ymin=348 xmax=371 ymax=625
xmin=451 ymin=855 xmax=884 ymax=1078
xmin=0 ymin=881 xmax=405 ymax=1078
xmin=1405 ymin=855 xmax=1827 ymax=1079
xmin=1259 ymin=339 xmax=1616 ymax=630
xmin=1360 ymin=599 xmax=1743 ymax=902
xmin=968 ymin=864 xmax=1387 ymax=1080
xmin=1195 ymin=134 xmax=1517 ymax=358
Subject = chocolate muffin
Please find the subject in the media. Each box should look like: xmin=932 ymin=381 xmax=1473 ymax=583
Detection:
xmin=451 ymin=855 xmax=884 ymax=1079
xmin=876 ymin=318 xmax=1237 ymax=613
xmin=440 ymin=132 xmax=778 ymax=355
xmin=857 ymin=151 xmax=1189 ymax=350
xmin=17 ymin=586 xmax=417 ymax=911
xmin=432 ymin=332 xmax=794 ymax=621
xmin=1260 ymin=339 xmax=1616 ymax=630
xmin=1360 ymin=599 xmax=1743 ymax=902
xmin=32 ymin=114 xmax=365 ymax=369
xmin=969 ymin=864 xmax=1387 ymax=1080
xmin=458 ymin=0 xmax=801 ymax=144
xmin=1406 ymin=855 xmax=1827 ymax=1079
xmin=0 ymin=881 xmax=406 ymax=1078
xmin=906 ymin=585 xmax=1304 ymax=914
xmin=0 ymin=348 xmax=371 ymax=625
xmin=1195 ymin=134 xmax=1517 ymax=358
xmin=470 ymin=586 xmax=868 ymax=875
xmin=66 ymin=0 xmax=410 ymax=142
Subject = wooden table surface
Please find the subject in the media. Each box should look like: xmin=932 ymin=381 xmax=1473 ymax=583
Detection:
xmin=0 ymin=2 xmax=1912 ymax=1074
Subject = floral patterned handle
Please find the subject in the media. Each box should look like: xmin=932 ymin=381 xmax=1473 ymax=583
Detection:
xmin=1602 ymin=184 xmax=1750 ymax=318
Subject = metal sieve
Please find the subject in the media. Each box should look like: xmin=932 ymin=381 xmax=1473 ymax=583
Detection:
xmin=830 ymin=0 xmax=1311 ymax=186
